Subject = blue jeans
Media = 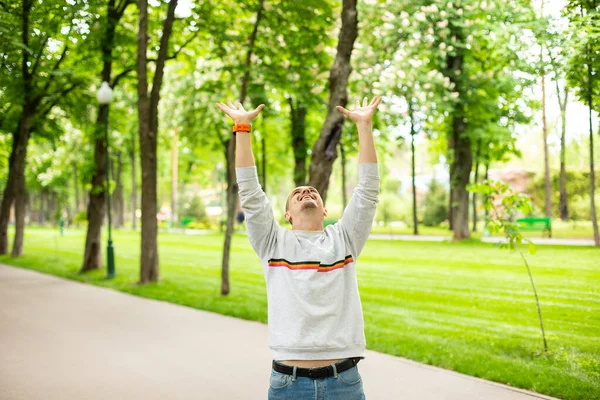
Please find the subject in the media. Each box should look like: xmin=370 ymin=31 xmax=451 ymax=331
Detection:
xmin=268 ymin=363 xmax=366 ymax=400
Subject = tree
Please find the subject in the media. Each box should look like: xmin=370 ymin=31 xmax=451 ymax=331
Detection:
xmin=136 ymin=0 xmax=179 ymax=283
xmin=0 ymin=0 xmax=84 ymax=256
xmin=81 ymin=0 xmax=134 ymax=273
xmin=540 ymin=0 xmax=552 ymax=218
xmin=220 ymin=0 xmax=265 ymax=295
xmin=544 ymin=16 xmax=572 ymax=220
xmin=564 ymin=0 xmax=600 ymax=247
xmin=308 ymin=0 xmax=359 ymax=203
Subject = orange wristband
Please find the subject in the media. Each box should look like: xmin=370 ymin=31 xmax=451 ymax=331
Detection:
xmin=233 ymin=123 xmax=251 ymax=134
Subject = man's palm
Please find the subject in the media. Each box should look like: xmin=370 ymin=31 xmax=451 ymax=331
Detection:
xmin=336 ymin=96 xmax=382 ymax=124
xmin=216 ymin=101 xmax=264 ymax=124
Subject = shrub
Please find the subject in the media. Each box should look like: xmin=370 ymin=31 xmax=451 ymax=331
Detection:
xmin=423 ymin=178 xmax=448 ymax=227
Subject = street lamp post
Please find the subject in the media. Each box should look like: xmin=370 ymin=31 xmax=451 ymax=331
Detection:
xmin=97 ymin=81 xmax=115 ymax=279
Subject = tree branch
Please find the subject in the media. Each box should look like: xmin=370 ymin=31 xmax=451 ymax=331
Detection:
xmin=147 ymin=28 xmax=201 ymax=63
xmin=38 ymin=82 xmax=80 ymax=117
xmin=34 ymin=44 xmax=69 ymax=108
xmin=215 ymin=123 xmax=226 ymax=147
xmin=113 ymin=25 xmax=200 ymax=88
xmin=150 ymin=0 xmax=178 ymax=120
xmin=116 ymin=0 xmax=134 ymax=16
xmin=29 ymin=35 xmax=50 ymax=78
xmin=111 ymin=67 xmax=134 ymax=87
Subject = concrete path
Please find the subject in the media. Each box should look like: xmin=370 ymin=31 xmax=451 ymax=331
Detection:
xmin=0 ymin=264 xmax=559 ymax=400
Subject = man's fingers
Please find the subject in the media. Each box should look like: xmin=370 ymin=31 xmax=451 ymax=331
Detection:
xmin=336 ymin=105 xmax=350 ymax=116
xmin=216 ymin=103 xmax=232 ymax=116
xmin=227 ymin=101 xmax=236 ymax=109
xmin=250 ymin=104 xmax=265 ymax=117
xmin=374 ymin=96 xmax=382 ymax=108
xmin=370 ymin=96 xmax=377 ymax=106
xmin=355 ymin=100 xmax=360 ymax=110
xmin=237 ymin=102 xmax=245 ymax=111
xmin=362 ymin=97 xmax=368 ymax=107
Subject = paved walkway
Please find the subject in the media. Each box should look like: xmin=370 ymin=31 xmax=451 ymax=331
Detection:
xmin=0 ymin=264 xmax=559 ymax=400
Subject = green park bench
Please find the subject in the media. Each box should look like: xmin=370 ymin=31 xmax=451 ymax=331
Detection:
xmin=516 ymin=217 xmax=552 ymax=238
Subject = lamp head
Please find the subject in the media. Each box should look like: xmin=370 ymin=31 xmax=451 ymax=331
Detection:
xmin=97 ymin=81 xmax=113 ymax=105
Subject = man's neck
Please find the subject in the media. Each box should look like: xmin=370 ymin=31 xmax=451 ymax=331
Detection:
xmin=292 ymin=212 xmax=324 ymax=231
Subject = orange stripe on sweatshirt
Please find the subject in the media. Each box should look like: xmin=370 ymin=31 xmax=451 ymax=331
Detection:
xmin=268 ymin=256 xmax=354 ymax=272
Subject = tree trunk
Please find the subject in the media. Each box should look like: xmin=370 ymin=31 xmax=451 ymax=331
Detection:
xmin=558 ymin=85 xmax=569 ymax=220
xmin=73 ymin=162 xmax=80 ymax=215
xmin=0 ymin=1 xmax=34 ymax=255
xmin=112 ymin=152 xmax=124 ymax=228
xmin=586 ymin=51 xmax=600 ymax=247
xmin=9 ymin=117 xmax=32 ymax=257
xmin=138 ymin=0 xmax=178 ymax=283
xmin=340 ymin=139 xmax=347 ymax=209
xmin=48 ymin=191 xmax=57 ymax=224
xmin=541 ymin=0 xmax=551 ymax=218
xmin=81 ymin=104 xmax=109 ymax=272
xmin=542 ymin=74 xmax=551 ymax=217
xmin=289 ymin=98 xmax=308 ymax=187
xmin=221 ymin=141 xmax=236 ymax=295
xmin=484 ymin=162 xmax=489 ymax=222
xmin=308 ymin=0 xmax=358 ymax=203
xmin=472 ymin=139 xmax=481 ymax=232
xmin=82 ymin=0 xmax=130 ymax=272
xmin=130 ymin=128 xmax=137 ymax=229
xmin=221 ymin=0 xmax=264 ymax=296
xmin=448 ymin=136 xmax=455 ymax=232
xmin=445 ymin=26 xmax=471 ymax=240
xmin=451 ymin=116 xmax=472 ymax=240
xmin=409 ymin=104 xmax=418 ymax=235
xmin=39 ymin=190 xmax=46 ymax=224
xmin=171 ymin=128 xmax=178 ymax=225
xmin=25 ymin=191 xmax=31 ymax=227
xmin=261 ymin=134 xmax=267 ymax=193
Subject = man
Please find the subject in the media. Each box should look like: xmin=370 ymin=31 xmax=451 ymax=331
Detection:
xmin=216 ymin=96 xmax=381 ymax=400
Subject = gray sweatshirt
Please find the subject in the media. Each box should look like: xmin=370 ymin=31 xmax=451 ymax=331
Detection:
xmin=236 ymin=163 xmax=380 ymax=361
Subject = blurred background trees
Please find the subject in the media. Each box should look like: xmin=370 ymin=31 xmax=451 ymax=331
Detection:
xmin=1 ymin=0 xmax=598 ymax=289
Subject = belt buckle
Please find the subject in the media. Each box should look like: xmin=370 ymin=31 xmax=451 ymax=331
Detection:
xmin=308 ymin=367 xmax=322 ymax=379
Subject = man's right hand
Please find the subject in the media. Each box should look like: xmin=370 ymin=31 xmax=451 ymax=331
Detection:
xmin=216 ymin=101 xmax=265 ymax=125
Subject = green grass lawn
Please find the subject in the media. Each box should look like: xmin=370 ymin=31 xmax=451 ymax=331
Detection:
xmin=371 ymin=219 xmax=598 ymax=239
xmin=1 ymin=227 xmax=599 ymax=400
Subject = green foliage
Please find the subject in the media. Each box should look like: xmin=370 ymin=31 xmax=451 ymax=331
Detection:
xmin=469 ymin=180 xmax=549 ymax=353
xmin=375 ymin=192 xmax=407 ymax=227
xmin=423 ymin=178 xmax=449 ymax=227
xmin=179 ymin=195 xmax=208 ymax=223
xmin=563 ymin=0 xmax=600 ymax=111
xmin=72 ymin=210 xmax=88 ymax=225
xmin=469 ymin=180 xmax=535 ymax=252
xmin=529 ymin=171 xmax=600 ymax=220
xmin=356 ymin=0 xmax=539 ymax=167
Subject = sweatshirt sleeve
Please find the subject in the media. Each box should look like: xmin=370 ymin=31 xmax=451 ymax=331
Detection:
xmin=338 ymin=163 xmax=380 ymax=259
xmin=236 ymin=166 xmax=279 ymax=259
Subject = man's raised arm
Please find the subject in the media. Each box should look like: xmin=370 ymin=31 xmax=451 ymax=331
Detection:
xmin=216 ymin=101 xmax=279 ymax=259
xmin=336 ymin=96 xmax=382 ymax=259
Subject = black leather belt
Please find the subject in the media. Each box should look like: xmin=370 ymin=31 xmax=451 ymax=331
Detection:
xmin=272 ymin=357 xmax=362 ymax=379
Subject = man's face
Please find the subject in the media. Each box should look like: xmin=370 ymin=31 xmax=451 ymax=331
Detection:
xmin=285 ymin=186 xmax=327 ymax=224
